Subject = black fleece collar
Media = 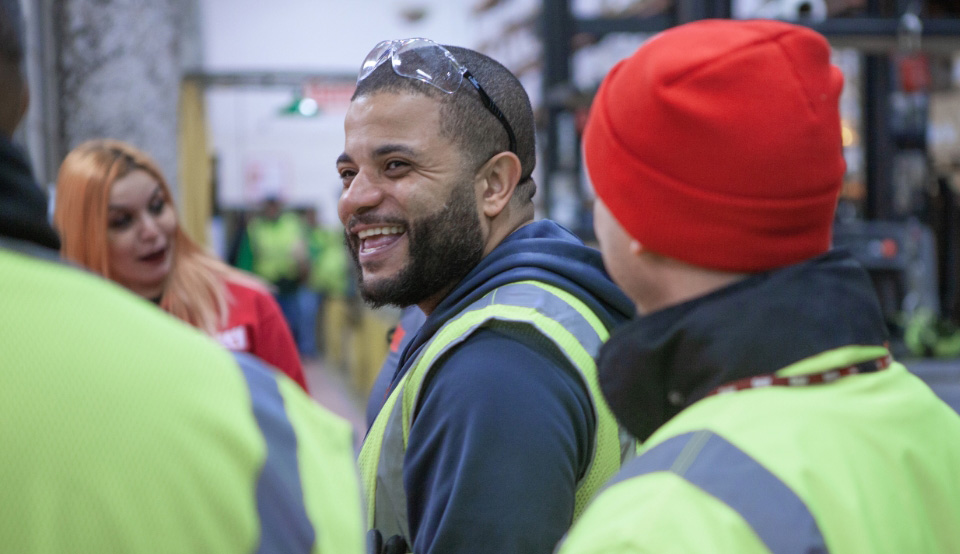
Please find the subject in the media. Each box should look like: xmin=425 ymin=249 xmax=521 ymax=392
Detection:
xmin=0 ymin=137 xmax=60 ymax=251
xmin=598 ymin=250 xmax=889 ymax=442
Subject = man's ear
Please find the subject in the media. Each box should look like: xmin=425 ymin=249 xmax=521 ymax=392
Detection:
xmin=476 ymin=151 xmax=522 ymax=219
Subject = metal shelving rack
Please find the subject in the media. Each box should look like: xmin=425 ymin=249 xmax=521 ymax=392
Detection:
xmin=538 ymin=0 xmax=960 ymax=332
xmin=539 ymin=0 xmax=960 ymax=229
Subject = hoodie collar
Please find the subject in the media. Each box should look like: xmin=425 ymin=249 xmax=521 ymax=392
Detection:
xmin=418 ymin=220 xmax=632 ymax=340
xmin=0 ymin=137 xmax=60 ymax=251
xmin=598 ymin=250 xmax=889 ymax=442
xmin=390 ymin=219 xmax=634 ymax=390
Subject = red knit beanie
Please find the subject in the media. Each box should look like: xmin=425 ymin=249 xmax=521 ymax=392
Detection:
xmin=584 ymin=19 xmax=846 ymax=272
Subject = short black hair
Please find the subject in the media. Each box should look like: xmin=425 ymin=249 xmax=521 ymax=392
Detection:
xmin=353 ymin=43 xmax=537 ymax=203
xmin=0 ymin=0 xmax=24 ymax=67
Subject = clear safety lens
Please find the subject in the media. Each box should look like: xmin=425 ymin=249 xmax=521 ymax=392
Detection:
xmin=391 ymin=38 xmax=463 ymax=94
xmin=353 ymin=37 xmax=516 ymax=153
xmin=358 ymin=40 xmax=394 ymax=82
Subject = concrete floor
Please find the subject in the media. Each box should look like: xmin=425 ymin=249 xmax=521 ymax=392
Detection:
xmin=303 ymin=357 xmax=368 ymax=445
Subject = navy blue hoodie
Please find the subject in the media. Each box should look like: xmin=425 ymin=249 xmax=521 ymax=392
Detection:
xmin=366 ymin=219 xmax=633 ymax=554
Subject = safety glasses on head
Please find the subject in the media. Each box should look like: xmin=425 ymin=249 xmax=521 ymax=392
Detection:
xmin=357 ymin=37 xmax=518 ymax=154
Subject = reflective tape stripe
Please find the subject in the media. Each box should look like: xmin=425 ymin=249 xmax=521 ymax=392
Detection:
xmin=612 ymin=430 xmax=827 ymax=554
xmin=909 ymin=363 xmax=960 ymax=415
xmin=367 ymin=379 xmax=412 ymax=540
xmin=235 ymin=353 xmax=315 ymax=554
xmin=402 ymin=281 xmax=607 ymax=437
xmin=491 ymin=282 xmax=608 ymax=354
xmin=358 ymin=374 xmax=408 ymax=530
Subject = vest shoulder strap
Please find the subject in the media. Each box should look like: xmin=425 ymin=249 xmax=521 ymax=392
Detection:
xmin=400 ymin=280 xmax=609 ymax=444
xmin=611 ymin=430 xmax=827 ymax=554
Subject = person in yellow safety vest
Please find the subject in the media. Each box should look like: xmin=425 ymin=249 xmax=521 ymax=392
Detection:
xmin=245 ymin=196 xmax=312 ymax=353
xmin=302 ymin=210 xmax=352 ymax=358
xmin=338 ymin=39 xmax=636 ymax=553
xmin=557 ymin=19 xmax=960 ymax=554
xmin=307 ymin=224 xmax=351 ymax=299
xmin=0 ymin=4 xmax=364 ymax=551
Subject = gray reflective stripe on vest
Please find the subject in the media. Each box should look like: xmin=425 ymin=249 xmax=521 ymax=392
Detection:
xmin=487 ymin=282 xmax=605 ymax=355
xmin=610 ymin=430 xmax=827 ymax=554
xmin=371 ymin=281 xmax=607 ymax=544
xmin=234 ymin=353 xmax=315 ymax=554
xmin=909 ymin=361 xmax=960 ymax=415
xmin=408 ymin=282 xmax=605 ymax=394
xmin=372 ymin=392 xmax=410 ymax=542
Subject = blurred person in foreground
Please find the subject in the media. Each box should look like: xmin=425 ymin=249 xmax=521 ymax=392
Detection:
xmin=338 ymin=38 xmax=634 ymax=554
xmin=557 ymin=19 xmax=960 ymax=553
xmin=0 ymin=3 xmax=363 ymax=551
xmin=54 ymin=139 xmax=308 ymax=391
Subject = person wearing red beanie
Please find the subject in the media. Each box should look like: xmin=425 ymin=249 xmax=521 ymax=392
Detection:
xmin=558 ymin=19 xmax=960 ymax=553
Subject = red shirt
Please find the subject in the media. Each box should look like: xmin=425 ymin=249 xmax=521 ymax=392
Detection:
xmin=216 ymin=280 xmax=308 ymax=391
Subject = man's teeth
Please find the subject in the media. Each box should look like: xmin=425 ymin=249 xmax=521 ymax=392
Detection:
xmin=357 ymin=226 xmax=404 ymax=240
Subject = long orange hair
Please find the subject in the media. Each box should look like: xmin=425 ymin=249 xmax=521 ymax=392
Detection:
xmin=54 ymin=139 xmax=260 ymax=335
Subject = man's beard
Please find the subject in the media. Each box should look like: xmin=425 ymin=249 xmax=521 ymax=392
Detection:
xmin=346 ymin=180 xmax=485 ymax=310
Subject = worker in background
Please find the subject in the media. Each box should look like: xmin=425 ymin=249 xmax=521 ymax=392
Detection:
xmin=338 ymin=38 xmax=635 ymax=554
xmin=303 ymin=207 xmax=352 ymax=359
xmin=558 ymin=19 xmax=960 ymax=553
xmin=0 ymin=2 xmax=363 ymax=551
xmin=243 ymin=195 xmax=312 ymax=353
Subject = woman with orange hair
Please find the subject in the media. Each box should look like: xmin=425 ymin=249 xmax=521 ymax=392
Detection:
xmin=54 ymin=139 xmax=308 ymax=391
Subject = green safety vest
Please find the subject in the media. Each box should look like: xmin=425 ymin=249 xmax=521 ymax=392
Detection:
xmin=358 ymin=280 xmax=633 ymax=545
xmin=0 ymin=240 xmax=364 ymax=553
xmin=307 ymin=228 xmax=349 ymax=297
xmin=558 ymin=346 xmax=960 ymax=553
xmin=247 ymin=213 xmax=306 ymax=283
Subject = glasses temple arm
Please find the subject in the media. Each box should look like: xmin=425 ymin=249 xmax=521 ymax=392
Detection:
xmin=463 ymin=71 xmax=518 ymax=155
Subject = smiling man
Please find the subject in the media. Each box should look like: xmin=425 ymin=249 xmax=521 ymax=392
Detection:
xmin=338 ymin=39 xmax=634 ymax=554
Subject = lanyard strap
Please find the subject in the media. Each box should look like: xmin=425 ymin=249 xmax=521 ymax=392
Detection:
xmin=708 ymin=354 xmax=893 ymax=397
